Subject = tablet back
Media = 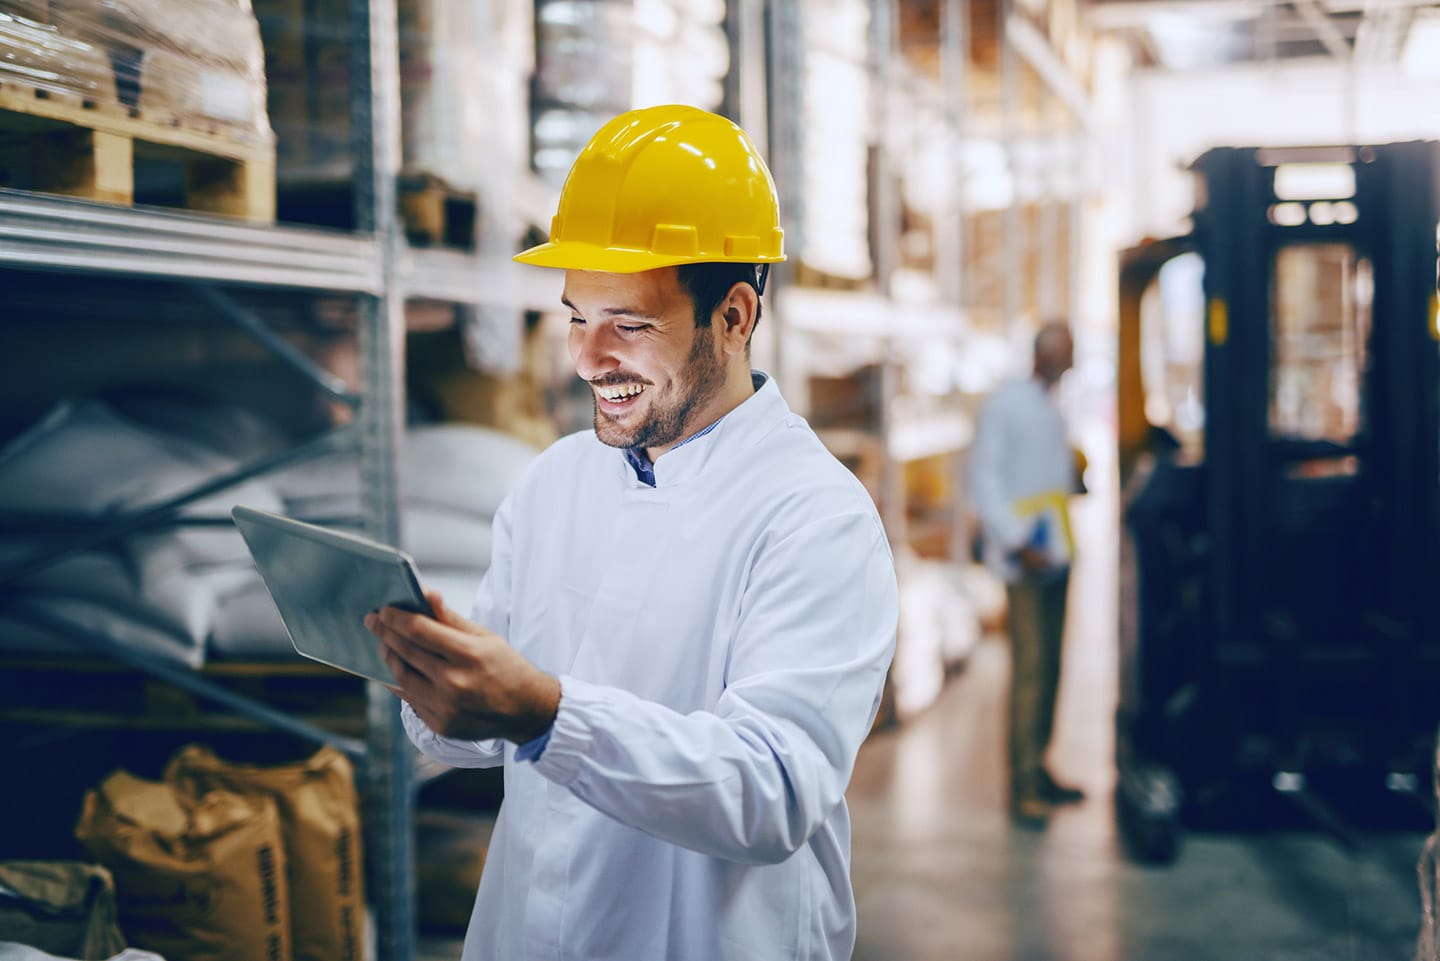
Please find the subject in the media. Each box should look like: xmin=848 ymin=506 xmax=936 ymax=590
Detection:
xmin=231 ymin=505 xmax=432 ymax=683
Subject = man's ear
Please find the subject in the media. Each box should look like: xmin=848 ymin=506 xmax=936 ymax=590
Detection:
xmin=717 ymin=281 xmax=759 ymax=355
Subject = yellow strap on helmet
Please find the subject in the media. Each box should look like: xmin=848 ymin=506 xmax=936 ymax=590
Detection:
xmin=514 ymin=104 xmax=786 ymax=274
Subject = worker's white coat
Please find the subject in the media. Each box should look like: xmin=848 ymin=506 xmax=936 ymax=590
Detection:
xmin=402 ymin=373 xmax=898 ymax=961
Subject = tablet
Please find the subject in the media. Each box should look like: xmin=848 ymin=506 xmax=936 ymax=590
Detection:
xmin=231 ymin=505 xmax=434 ymax=683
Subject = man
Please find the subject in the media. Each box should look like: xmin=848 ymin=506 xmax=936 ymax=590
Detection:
xmin=969 ymin=322 xmax=1085 ymax=825
xmin=365 ymin=105 xmax=898 ymax=960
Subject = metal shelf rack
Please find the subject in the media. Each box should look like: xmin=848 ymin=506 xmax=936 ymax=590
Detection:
xmin=0 ymin=0 xmax=540 ymax=957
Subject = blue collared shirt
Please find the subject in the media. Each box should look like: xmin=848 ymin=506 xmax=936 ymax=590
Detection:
xmin=621 ymin=416 xmax=724 ymax=487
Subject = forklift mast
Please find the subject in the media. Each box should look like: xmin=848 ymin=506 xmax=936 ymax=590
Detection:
xmin=1116 ymin=143 xmax=1440 ymax=861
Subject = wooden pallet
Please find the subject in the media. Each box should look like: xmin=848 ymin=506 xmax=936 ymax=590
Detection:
xmin=791 ymin=259 xmax=872 ymax=292
xmin=0 ymin=80 xmax=276 ymax=222
xmin=275 ymin=172 xmax=479 ymax=249
xmin=398 ymin=172 xmax=478 ymax=249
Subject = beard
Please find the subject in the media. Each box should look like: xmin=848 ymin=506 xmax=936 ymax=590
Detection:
xmin=591 ymin=324 xmax=727 ymax=451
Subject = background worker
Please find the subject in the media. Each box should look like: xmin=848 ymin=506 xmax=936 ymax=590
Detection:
xmin=969 ymin=321 xmax=1086 ymax=825
xmin=365 ymin=105 xmax=898 ymax=961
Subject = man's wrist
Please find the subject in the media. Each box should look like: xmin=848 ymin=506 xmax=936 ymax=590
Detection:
xmin=507 ymin=672 xmax=561 ymax=744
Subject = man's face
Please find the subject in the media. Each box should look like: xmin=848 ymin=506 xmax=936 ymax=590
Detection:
xmin=563 ymin=267 xmax=728 ymax=455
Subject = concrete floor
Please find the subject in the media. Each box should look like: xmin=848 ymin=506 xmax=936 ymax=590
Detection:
xmin=418 ymin=476 xmax=1430 ymax=960
xmin=848 ymin=639 xmax=1426 ymax=961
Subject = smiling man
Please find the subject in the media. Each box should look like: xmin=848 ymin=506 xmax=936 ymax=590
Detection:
xmin=366 ymin=105 xmax=898 ymax=961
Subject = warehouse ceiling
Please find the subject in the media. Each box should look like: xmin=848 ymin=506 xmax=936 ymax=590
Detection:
xmin=1084 ymin=0 xmax=1440 ymax=69
xmin=897 ymin=0 xmax=1440 ymax=90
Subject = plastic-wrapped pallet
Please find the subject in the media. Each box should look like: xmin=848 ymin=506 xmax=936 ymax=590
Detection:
xmin=0 ymin=0 xmax=272 ymax=145
xmin=255 ymin=0 xmax=532 ymax=195
xmin=400 ymin=0 xmax=533 ymax=197
xmin=531 ymin=0 xmax=634 ymax=188
xmin=0 ymin=4 xmax=117 ymax=105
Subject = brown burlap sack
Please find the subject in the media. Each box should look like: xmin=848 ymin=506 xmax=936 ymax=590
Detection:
xmin=73 ymin=770 xmax=291 ymax=961
xmin=165 ymin=745 xmax=364 ymax=961
xmin=0 ymin=860 xmax=128 ymax=960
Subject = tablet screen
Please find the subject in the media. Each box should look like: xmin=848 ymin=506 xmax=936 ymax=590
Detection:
xmin=232 ymin=506 xmax=433 ymax=683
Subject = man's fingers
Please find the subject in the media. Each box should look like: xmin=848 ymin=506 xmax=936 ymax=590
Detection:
xmin=379 ymin=639 xmax=422 ymax=686
xmin=423 ymin=586 xmax=479 ymax=633
xmin=368 ymin=604 xmax=460 ymax=661
xmin=367 ymin=611 xmax=445 ymax=680
xmin=423 ymin=587 xmax=449 ymax=619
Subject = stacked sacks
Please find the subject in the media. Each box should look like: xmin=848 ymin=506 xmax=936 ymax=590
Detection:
xmin=211 ymin=422 xmax=539 ymax=659
xmin=164 ymin=746 xmax=364 ymax=961
xmin=0 ymin=860 xmax=129 ymax=960
xmin=73 ymin=771 xmax=292 ymax=961
xmin=0 ymin=396 xmax=289 ymax=667
xmin=72 ymin=745 xmax=367 ymax=961
xmin=0 ymin=392 xmax=540 ymax=666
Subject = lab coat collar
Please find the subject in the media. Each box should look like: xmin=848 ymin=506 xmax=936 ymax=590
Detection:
xmin=643 ymin=370 xmax=784 ymax=489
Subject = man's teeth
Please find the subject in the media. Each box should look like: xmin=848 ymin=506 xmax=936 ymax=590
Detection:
xmin=598 ymin=384 xmax=645 ymax=401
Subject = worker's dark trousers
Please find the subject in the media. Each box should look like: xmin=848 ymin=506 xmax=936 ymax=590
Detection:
xmin=1006 ymin=570 xmax=1070 ymax=799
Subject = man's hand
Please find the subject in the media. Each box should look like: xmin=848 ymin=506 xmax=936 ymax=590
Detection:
xmin=365 ymin=588 xmax=560 ymax=743
xmin=1017 ymin=546 xmax=1050 ymax=573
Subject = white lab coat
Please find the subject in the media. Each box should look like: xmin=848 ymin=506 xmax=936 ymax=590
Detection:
xmin=968 ymin=375 xmax=1077 ymax=584
xmin=402 ymin=373 xmax=898 ymax=961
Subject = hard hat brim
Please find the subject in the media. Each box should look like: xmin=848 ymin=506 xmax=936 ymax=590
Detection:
xmin=513 ymin=240 xmax=784 ymax=274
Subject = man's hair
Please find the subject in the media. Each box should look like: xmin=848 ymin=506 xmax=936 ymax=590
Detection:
xmin=1034 ymin=320 xmax=1072 ymax=356
xmin=675 ymin=262 xmax=765 ymax=343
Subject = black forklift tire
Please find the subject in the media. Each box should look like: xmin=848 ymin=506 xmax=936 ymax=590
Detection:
xmin=1116 ymin=765 xmax=1184 ymax=865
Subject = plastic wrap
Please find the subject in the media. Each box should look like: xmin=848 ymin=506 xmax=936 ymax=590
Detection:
xmin=398 ymin=0 xmax=533 ymax=195
xmin=0 ymin=3 xmax=118 ymax=104
xmin=0 ymin=0 xmax=272 ymax=146
xmin=254 ymin=0 xmax=532 ymax=194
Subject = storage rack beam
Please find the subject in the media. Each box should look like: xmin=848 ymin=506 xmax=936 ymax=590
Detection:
xmin=0 ymin=189 xmax=382 ymax=292
xmin=402 ymin=249 xmax=561 ymax=311
xmin=188 ymin=283 xmax=363 ymax=408
xmin=11 ymin=608 xmax=370 ymax=760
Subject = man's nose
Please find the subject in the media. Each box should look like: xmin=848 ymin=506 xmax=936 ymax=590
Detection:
xmin=571 ymin=324 xmax=621 ymax=381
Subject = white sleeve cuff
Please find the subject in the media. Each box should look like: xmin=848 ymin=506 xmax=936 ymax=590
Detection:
xmin=400 ymin=700 xmax=506 ymax=768
xmin=531 ymin=675 xmax=601 ymax=787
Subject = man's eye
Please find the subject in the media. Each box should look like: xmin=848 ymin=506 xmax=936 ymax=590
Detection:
xmin=569 ymin=316 xmax=585 ymax=326
xmin=618 ymin=324 xmax=648 ymax=334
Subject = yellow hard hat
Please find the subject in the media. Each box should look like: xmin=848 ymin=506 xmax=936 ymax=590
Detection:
xmin=514 ymin=104 xmax=785 ymax=274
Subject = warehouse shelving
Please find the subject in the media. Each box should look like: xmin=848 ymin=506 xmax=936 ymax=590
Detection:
xmin=0 ymin=188 xmax=383 ymax=292
xmin=0 ymin=0 xmax=548 ymax=958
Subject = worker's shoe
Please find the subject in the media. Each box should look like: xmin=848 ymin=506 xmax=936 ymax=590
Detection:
xmin=1037 ymin=770 xmax=1085 ymax=805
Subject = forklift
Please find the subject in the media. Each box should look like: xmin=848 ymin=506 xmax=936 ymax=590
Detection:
xmin=1114 ymin=142 xmax=1440 ymax=863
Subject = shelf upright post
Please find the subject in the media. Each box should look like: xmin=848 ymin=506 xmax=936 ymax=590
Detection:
xmin=1000 ymin=0 xmax=1025 ymax=345
xmin=723 ymin=0 xmax=769 ymax=154
xmin=940 ymin=0 xmax=968 ymax=309
xmin=764 ymin=0 xmax=804 ymax=389
xmin=350 ymin=0 xmax=415 ymax=958
xmin=866 ymin=0 xmax=896 ymax=302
